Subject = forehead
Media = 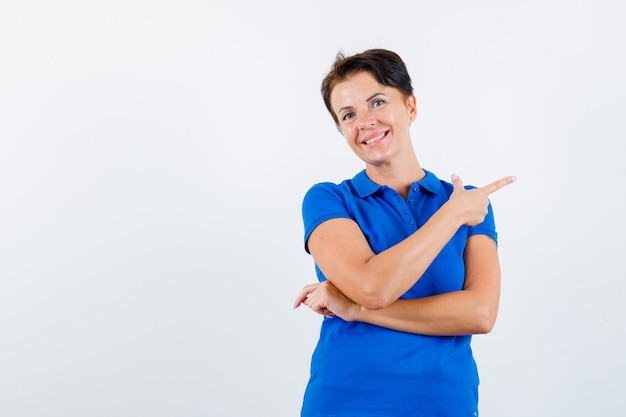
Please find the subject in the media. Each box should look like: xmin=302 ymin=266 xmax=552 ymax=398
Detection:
xmin=330 ymin=72 xmax=395 ymax=110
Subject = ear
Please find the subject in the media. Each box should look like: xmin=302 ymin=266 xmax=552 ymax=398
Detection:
xmin=407 ymin=95 xmax=418 ymax=123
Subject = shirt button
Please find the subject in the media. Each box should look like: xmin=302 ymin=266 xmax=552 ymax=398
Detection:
xmin=413 ymin=187 xmax=418 ymax=192
xmin=409 ymin=223 xmax=414 ymax=227
xmin=409 ymin=200 xmax=414 ymax=204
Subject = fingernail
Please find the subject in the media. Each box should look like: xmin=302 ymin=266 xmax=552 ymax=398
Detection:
xmin=451 ymin=173 xmax=458 ymax=180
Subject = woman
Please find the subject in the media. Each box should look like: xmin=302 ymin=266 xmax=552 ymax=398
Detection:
xmin=293 ymin=49 xmax=515 ymax=416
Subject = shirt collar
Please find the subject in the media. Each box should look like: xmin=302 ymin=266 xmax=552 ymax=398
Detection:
xmin=416 ymin=169 xmax=441 ymax=193
xmin=352 ymin=169 xmax=441 ymax=198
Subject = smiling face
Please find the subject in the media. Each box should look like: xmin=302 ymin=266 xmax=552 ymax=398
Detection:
xmin=330 ymin=71 xmax=417 ymax=167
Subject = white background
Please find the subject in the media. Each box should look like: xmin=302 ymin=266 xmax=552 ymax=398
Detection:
xmin=1 ymin=1 xmax=625 ymax=416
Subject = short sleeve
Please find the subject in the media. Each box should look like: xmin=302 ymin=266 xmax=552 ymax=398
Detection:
xmin=302 ymin=182 xmax=353 ymax=254
xmin=468 ymin=199 xmax=498 ymax=243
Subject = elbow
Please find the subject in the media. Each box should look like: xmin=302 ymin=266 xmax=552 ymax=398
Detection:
xmin=361 ymin=298 xmax=390 ymax=311
xmin=472 ymin=305 xmax=498 ymax=334
xmin=357 ymin=287 xmax=396 ymax=310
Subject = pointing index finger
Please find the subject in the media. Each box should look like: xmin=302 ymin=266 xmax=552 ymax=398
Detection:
xmin=480 ymin=175 xmax=517 ymax=195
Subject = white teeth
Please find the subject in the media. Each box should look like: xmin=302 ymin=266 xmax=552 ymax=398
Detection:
xmin=365 ymin=132 xmax=385 ymax=145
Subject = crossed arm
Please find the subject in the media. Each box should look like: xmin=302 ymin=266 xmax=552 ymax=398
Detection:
xmin=293 ymin=175 xmax=513 ymax=336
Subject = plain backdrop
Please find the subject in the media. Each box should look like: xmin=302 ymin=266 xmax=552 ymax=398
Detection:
xmin=1 ymin=1 xmax=625 ymax=416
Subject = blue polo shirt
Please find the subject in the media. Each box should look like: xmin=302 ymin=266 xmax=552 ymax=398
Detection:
xmin=300 ymin=169 xmax=497 ymax=417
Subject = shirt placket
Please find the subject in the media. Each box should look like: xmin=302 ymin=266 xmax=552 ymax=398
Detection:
xmin=406 ymin=185 xmax=422 ymax=230
xmin=386 ymin=187 xmax=419 ymax=234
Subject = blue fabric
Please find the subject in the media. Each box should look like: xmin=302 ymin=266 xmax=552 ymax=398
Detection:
xmin=300 ymin=169 xmax=497 ymax=417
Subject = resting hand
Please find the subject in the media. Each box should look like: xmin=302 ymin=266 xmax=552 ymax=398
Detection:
xmin=448 ymin=174 xmax=516 ymax=226
xmin=293 ymin=281 xmax=359 ymax=321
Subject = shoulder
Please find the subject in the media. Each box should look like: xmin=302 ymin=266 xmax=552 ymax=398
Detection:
xmin=301 ymin=179 xmax=357 ymax=253
xmin=303 ymin=178 xmax=358 ymax=206
xmin=302 ymin=180 xmax=355 ymax=228
xmin=304 ymin=181 xmax=344 ymax=197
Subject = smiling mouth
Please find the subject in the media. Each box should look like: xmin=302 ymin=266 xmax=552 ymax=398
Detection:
xmin=364 ymin=131 xmax=386 ymax=145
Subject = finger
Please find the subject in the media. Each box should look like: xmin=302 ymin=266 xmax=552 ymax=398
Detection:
xmin=294 ymin=290 xmax=315 ymax=309
xmin=479 ymin=175 xmax=517 ymax=195
xmin=450 ymin=173 xmax=464 ymax=191
xmin=293 ymin=283 xmax=319 ymax=308
xmin=293 ymin=290 xmax=308 ymax=308
xmin=302 ymin=290 xmax=320 ymax=307
xmin=322 ymin=308 xmax=335 ymax=318
xmin=303 ymin=296 xmax=327 ymax=316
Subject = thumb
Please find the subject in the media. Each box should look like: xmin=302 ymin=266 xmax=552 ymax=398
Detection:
xmin=451 ymin=173 xmax=464 ymax=190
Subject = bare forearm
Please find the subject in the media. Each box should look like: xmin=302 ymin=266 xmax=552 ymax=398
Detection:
xmin=354 ymin=290 xmax=499 ymax=336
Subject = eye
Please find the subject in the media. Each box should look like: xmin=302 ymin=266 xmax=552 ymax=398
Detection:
xmin=341 ymin=112 xmax=355 ymax=121
xmin=372 ymin=99 xmax=386 ymax=108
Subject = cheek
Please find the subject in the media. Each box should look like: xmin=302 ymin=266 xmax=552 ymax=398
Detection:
xmin=342 ymin=126 xmax=359 ymax=143
xmin=389 ymin=112 xmax=409 ymax=128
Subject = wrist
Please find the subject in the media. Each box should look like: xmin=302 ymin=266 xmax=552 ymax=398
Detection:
xmin=440 ymin=200 xmax=466 ymax=229
xmin=352 ymin=304 xmax=367 ymax=322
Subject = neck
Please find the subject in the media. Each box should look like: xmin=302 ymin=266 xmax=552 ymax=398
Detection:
xmin=365 ymin=153 xmax=425 ymax=199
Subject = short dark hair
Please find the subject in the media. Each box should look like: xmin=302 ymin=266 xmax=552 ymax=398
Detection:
xmin=321 ymin=49 xmax=414 ymax=127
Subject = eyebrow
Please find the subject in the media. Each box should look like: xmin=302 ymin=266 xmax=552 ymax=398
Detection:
xmin=337 ymin=93 xmax=386 ymax=114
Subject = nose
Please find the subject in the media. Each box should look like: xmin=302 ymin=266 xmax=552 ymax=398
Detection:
xmin=358 ymin=114 xmax=376 ymax=130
